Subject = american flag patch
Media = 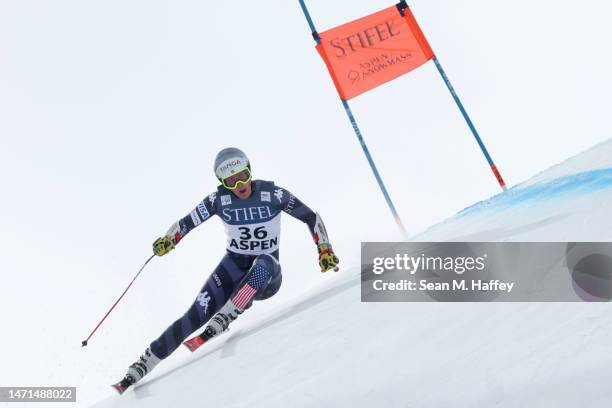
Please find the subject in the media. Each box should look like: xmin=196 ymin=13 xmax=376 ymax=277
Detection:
xmin=232 ymin=284 xmax=257 ymax=310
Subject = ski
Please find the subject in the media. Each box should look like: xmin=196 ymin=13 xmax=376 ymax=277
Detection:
xmin=183 ymin=327 xmax=230 ymax=352
xmin=183 ymin=335 xmax=208 ymax=352
xmin=111 ymin=377 xmax=134 ymax=395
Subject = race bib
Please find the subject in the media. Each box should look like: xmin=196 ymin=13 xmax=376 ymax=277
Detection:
xmin=224 ymin=216 xmax=281 ymax=255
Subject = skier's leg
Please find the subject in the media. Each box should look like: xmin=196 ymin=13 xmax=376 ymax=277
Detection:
xmin=202 ymin=253 xmax=282 ymax=337
xmin=119 ymin=254 xmax=245 ymax=387
xmin=254 ymin=257 xmax=282 ymax=301
xmin=150 ymin=253 xmax=247 ymax=359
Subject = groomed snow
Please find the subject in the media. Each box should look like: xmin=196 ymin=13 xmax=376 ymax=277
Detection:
xmin=92 ymin=140 xmax=612 ymax=408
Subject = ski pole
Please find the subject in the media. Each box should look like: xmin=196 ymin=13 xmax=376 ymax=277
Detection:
xmin=81 ymin=254 xmax=155 ymax=347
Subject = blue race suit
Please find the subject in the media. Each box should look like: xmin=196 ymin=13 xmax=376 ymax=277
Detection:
xmin=150 ymin=180 xmax=317 ymax=359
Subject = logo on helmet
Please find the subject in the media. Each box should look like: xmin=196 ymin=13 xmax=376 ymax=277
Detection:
xmin=219 ymin=159 xmax=244 ymax=175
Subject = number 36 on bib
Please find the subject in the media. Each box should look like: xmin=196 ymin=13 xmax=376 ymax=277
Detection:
xmin=225 ymin=220 xmax=281 ymax=255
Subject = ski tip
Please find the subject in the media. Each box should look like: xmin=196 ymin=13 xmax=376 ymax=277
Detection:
xmin=183 ymin=336 xmax=205 ymax=352
xmin=111 ymin=383 xmax=127 ymax=395
xmin=183 ymin=340 xmax=197 ymax=352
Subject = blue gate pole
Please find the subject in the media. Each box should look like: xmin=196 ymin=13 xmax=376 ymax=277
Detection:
xmin=297 ymin=0 xmax=408 ymax=238
xmin=432 ymin=57 xmax=507 ymax=191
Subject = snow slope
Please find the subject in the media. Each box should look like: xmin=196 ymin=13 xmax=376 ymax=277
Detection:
xmin=92 ymin=140 xmax=612 ymax=408
xmin=417 ymin=138 xmax=612 ymax=242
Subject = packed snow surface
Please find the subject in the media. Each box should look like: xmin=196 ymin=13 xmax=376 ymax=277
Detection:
xmin=93 ymin=140 xmax=612 ymax=407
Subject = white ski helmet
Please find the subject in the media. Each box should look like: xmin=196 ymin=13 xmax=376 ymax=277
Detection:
xmin=214 ymin=147 xmax=250 ymax=180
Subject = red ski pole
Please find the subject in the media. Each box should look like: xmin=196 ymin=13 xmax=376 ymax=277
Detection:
xmin=81 ymin=254 xmax=155 ymax=347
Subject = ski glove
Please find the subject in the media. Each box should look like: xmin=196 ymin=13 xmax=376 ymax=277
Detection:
xmin=318 ymin=243 xmax=339 ymax=273
xmin=153 ymin=236 xmax=176 ymax=257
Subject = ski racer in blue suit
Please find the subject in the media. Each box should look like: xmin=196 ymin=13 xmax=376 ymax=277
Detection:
xmin=114 ymin=147 xmax=339 ymax=392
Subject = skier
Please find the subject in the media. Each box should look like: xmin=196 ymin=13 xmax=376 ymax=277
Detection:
xmin=113 ymin=147 xmax=339 ymax=393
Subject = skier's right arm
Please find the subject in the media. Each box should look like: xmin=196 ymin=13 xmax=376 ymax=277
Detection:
xmin=152 ymin=193 xmax=218 ymax=256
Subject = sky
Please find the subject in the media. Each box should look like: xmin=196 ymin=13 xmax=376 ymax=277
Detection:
xmin=1 ymin=0 xmax=611 ymax=406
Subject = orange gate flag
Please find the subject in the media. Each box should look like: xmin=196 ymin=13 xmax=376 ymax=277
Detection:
xmin=316 ymin=5 xmax=434 ymax=101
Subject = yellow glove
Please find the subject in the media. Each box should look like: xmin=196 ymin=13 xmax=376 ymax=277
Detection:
xmin=153 ymin=235 xmax=176 ymax=257
xmin=318 ymin=243 xmax=339 ymax=273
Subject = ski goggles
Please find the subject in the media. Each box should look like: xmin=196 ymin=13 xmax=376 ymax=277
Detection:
xmin=221 ymin=167 xmax=252 ymax=190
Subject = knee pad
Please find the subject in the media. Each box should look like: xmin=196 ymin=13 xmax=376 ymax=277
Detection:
xmin=246 ymin=261 xmax=271 ymax=290
xmin=256 ymin=273 xmax=282 ymax=300
xmin=246 ymin=254 xmax=281 ymax=290
xmin=250 ymin=254 xmax=282 ymax=299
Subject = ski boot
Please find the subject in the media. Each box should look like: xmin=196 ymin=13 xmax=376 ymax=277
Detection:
xmin=112 ymin=347 xmax=161 ymax=394
xmin=183 ymin=300 xmax=243 ymax=352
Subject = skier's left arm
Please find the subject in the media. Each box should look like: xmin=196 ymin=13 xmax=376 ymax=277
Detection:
xmin=276 ymin=187 xmax=340 ymax=272
xmin=152 ymin=193 xmax=218 ymax=257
